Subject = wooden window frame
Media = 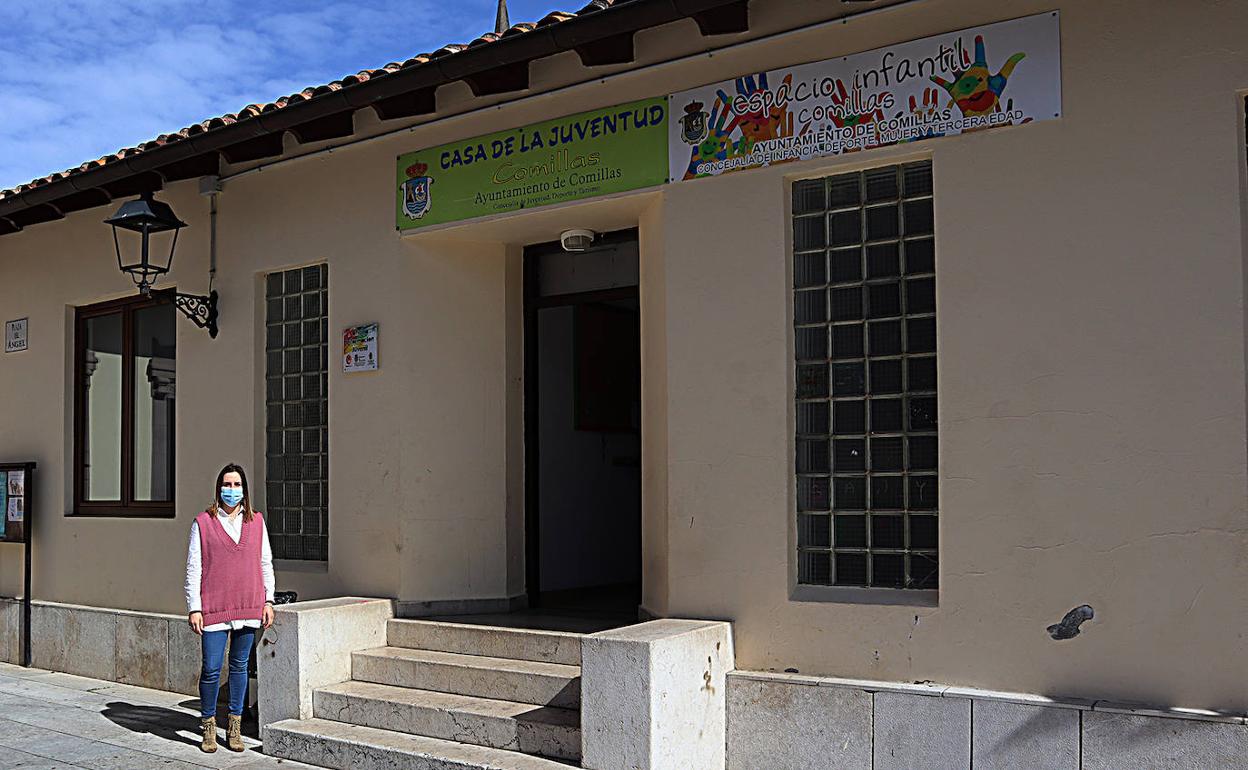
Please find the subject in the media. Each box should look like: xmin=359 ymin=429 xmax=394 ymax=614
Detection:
xmin=72 ymin=293 xmax=176 ymax=517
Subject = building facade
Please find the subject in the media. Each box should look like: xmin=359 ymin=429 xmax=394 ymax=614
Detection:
xmin=0 ymin=0 xmax=1246 ymax=766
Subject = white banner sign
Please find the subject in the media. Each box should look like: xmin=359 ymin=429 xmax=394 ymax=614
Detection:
xmin=669 ymin=12 xmax=1061 ymax=181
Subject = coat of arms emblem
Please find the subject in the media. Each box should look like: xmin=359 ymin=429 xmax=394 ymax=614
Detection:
xmin=680 ymin=101 xmax=709 ymax=145
xmin=400 ymin=162 xmax=434 ymax=220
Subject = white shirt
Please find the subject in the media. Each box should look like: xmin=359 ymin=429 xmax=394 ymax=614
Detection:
xmin=185 ymin=506 xmax=275 ymax=632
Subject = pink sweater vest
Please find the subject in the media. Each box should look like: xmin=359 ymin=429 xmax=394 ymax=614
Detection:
xmin=195 ymin=509 xmax=266 ymax=626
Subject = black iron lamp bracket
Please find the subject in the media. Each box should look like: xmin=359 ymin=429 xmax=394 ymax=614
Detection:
xmin=153 ymin=288 xmax=219 ymax=338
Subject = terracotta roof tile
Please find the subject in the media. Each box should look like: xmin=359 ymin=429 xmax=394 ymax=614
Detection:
xmin=0 ymin=1 xmax=629 ymax=204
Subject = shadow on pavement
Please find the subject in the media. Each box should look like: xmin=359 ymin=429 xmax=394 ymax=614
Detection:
xmin=101 ymin=700 xmax=264 ymax=751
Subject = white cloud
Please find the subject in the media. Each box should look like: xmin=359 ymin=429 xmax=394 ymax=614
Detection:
xmin=0 ymin=0 xmax=541 ymax=190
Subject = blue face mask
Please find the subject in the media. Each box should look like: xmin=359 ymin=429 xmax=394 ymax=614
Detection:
xmin=220 ymin=487 xmax=244 ymax=507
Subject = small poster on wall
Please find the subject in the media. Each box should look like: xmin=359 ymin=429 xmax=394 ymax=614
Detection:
xmin=6 ymin=470 xmax=23 ymax=523
xmin=343 ymin=322 xmax=379 ymax=373
xmin=5 ymin=318 xmax=27 ymax=352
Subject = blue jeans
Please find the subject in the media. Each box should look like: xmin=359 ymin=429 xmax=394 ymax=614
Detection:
xmin=199 ymin=626 xmax=256 ymax=718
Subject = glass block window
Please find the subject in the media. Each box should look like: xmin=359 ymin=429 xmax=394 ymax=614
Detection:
xmin=793 ymin=161 xmax=937 ymax=590
xmin=265 ymin=265 xmax=329 ymax=561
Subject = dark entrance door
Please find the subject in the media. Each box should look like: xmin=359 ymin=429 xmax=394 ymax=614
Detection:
xmin=524 ymin=229 xmax=641 ymax=617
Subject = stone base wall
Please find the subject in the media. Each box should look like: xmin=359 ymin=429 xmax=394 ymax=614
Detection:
xmin=728 ymin=671 xmax=1248 ymax=770
xmin=0 ymin=597 xmax=203 ymax=695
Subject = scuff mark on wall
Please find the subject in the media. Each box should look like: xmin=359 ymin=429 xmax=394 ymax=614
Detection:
xmin=1047 ymin=604 xmax=1094 ymax=640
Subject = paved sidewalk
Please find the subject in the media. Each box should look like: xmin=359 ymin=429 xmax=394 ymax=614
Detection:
xmin=0 ymin=662 xmax=316 ymax=769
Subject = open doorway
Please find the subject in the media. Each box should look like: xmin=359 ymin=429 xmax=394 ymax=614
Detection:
xmin=524 ymin=229 xmax=641 ymax=619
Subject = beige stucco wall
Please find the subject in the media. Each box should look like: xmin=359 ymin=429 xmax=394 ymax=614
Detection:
xmin=0 ymin=0 xmax=1245 ymax=712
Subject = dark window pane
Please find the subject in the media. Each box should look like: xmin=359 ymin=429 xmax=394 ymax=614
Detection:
xmin=793 ymin=179 xmax=826 ymax=214
xmin=904 ymin=199 xmax=934 ymax=236
xmin=132 ymin=303 xmax=176 ymax=502
xmin=829 ymin=210 xmax=862 ymax=247
xmin=865 ymin=166 xmax=899 ymax=202
xmin=907 ymin=357 xmax=937 ymax=391
xmin=793 ymin=162 xmax=937 ymax=590
xmin=872 ymin=515 xmax=905 ymax=548
xmin=909 ymin=436 xmax=938 ymax=471
xmin=906 ymin=278 xmax=935 ymax=314
xmin=798 ymin=476 xmax=830 ymax=511
xmin=834 ymin=439 xmax=866 ymax=472
xmin=797 ymin=401 xmax=830 ymax=435
xmin=870 ymin=359 xmax=903 ymax=394
xmin=831 ymin=324 xmax=864 ymax=360
xmin=830 ymin=287 xmax=863 ymax=321
xmin=832 ymin=362 xmax=865 ymax=396
xmin=871 ymin=436 xmax=904 ymax=471
xmin=265 ymin=265 xmax=329 ymax=560
xmin=797 ymin=439 xmax=830 ymax=473
xmin=905 ymin=239 xmax=935 ymax=274
xmin=833 ymin=400 xmax=866 ymax=435
xmin=266 ymin=324 xmax=283 ymax=350
xmin=868 ymin=320 xmax=902 ymax=356
xmin=909 ymin=396 xmax=937 ymax=431
xmin=871 ymin=475 xmax=905 ymax=510
xmin=902 ymin=162 xmax=933 ymax=197
xmin=868 ymin=282 xmax=901 ymax=319
xmin=794 ymin=215 xmax=826 ymax=251
xmin=836 ymin=552 xmax=868 ymax=585
xmin=795 ymin=289 xmax=826 ymax=324
xmin=907 ymin=317 xmax=936 ymax=353
xmin=829 ymin=174 xmax=861 ymax=208
xmin=799 ymin=514 xmax=831 ymax=548
xmin=835 ymin=514 xmax=867 ymax=548
xmin=833 ymin=477 xmax=866 ymax=510
xmin=795 ymin=253 xmax=826 ymax=288
xmin=304 ymin=265 xmax=322 ymax=290
xmin=872 ymin=554 xmax=906 ymax=587
xmin=797 ymin=364 xmax=829 ymax=398
xmin=83 ymin=312 xmax=123 ymax=501
xmin=911 ymin=553 xmax=939 ymax=589
xmin=830 ymin=249 xmax=862 ymax=283
xmin=909 ymin=475 xmax=938 ymax=510
xmin=266 ymin=297 xmax=284 ymax=323
xmin=870 ymin=398 xmax=903 ymax=433
xmin=866 ymin=205 xmax=899 ymax=240
xmin=867 ymin=243 xmax=900 ymax=279
xmin=910 ymin=516 xmax=938 ymax=549
xmin=799 ymin=551 xmax=832 ymax=585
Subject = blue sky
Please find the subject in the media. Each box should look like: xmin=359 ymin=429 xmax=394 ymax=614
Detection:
xmin=0 ymin=0 xmax=562 ymax=191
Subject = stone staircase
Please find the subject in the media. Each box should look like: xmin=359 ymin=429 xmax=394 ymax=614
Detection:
xmin=265 ymin=619 xmax=585 ymax=768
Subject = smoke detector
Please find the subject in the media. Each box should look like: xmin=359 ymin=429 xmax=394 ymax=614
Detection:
xmin=560 ymin=229 xmax=597 ymax=252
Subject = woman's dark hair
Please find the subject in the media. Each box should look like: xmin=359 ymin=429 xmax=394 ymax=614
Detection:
xmin=213 ymin=463 xmax=255 ymax=523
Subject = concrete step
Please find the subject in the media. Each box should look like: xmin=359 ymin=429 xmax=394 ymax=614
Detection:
xmin=353 ymin=646 xmax=581 ymax=708
xmin=388 ymin=619 xmax=583 ymax=666
xmin=265 ymin=717 xmax=576 ymax=770
xmin=314 ymin=680 xmax=581 ymax=762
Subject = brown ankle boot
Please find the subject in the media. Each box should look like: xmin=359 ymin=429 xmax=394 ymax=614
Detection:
xmin=200 ymin=717 xmax=218 ymax=753
xmin=226 ymin=713 xmax=245 ymax=752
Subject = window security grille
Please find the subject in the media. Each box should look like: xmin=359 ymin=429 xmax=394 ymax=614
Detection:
xmin=264 ymin=265 xmax=329 ymax=561
xmin=793 ymin=161 xmax=938 ymax=590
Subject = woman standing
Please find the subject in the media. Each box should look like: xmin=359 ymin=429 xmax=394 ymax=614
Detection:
xmin=185 ymin=463 xmax=275 ymax=753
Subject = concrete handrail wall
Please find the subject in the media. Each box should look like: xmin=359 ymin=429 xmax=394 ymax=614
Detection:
xmin=256 ymin=597 xmax=393 ymax=728
xmin=581 ymin=619 xmax=735 ymax=770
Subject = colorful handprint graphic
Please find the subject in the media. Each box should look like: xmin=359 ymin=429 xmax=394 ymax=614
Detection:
xmin=681 ymin=72 xmax=809 ymax=179
xmin=929 ymin=35 xmax=1025 ymax=118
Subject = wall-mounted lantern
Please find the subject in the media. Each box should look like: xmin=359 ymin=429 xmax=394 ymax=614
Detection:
xmin=104 ymin=192 xmax=218 ymax=337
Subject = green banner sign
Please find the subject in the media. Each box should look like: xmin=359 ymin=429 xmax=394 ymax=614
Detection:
xmin=397 ymin=97 xmax=668 ymax=230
